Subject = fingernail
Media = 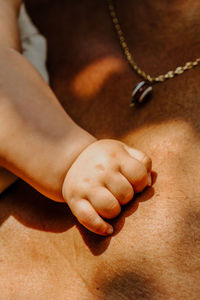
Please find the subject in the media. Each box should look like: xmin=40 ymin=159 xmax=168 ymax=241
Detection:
xmin=147 ymin=173 xmax=152 ymax=186
xmin=107 ymin=226 xmax=114 ymax=235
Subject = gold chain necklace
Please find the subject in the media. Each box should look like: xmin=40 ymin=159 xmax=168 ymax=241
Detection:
xmin=107 ymin=0 xmax=200 ymax=106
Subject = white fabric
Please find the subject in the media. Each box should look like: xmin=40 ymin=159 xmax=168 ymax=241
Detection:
xmin=0 ymin=4 xmax=49 ymax=193
xmin=18 ymin=4 xmax=49 ymax=82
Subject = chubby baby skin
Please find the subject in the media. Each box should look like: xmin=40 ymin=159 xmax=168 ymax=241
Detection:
xmin=0 ymin=0 xmax=152 ymax=236
xmin=63 ymin=139 xmax=151 ymax=235
xmin=0 ymin=45 xmax=151 ymax=237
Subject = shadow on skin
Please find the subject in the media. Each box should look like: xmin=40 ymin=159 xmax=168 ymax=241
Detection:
xmin=174 ymin=207 xmax=200 ymax=275
xmin=25 ymin=0 xmax=200 ymax=142
xmin=0 ymin=1 xmax=161 ymax=253
xmin=0 ymin=179 xmax=76 ymax=233
xmin=0 ymin=172 xmax=157 ymax=256
xmin=94 ymin=270 xmax=162 ymax=300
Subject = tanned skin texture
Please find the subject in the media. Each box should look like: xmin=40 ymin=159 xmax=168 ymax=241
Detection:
xmin=0 ymin=0 xmax=200 ymax=299
xmin=0 ymin=0 xmax=151 ymax=236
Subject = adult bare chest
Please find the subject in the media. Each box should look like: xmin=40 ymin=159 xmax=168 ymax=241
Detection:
xmin=4 ymin=2 xmax=197 ymax=298
xmin=26 ymin=0 xmax=200 ymax=142
xmin=26 ymin=0 xmax=200 ymax=261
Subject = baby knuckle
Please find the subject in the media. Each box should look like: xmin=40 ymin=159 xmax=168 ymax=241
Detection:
xmin=77 ymin=206 xmax=106 ymax=233
xmin=78 ymin=181 xmax=89 ymax=191
xmin=140 ymin=168 xmax=148 ymax=181
xmin=80 ymin=215 xmax=96 ymax=229
xmin=103 ymin=201 xmax=121 ymax=218
xmin=126 ymin=160 xmax=146 ymax=182
xmin=120 ymin=187 xmax=134 ymax=204
xmin=63 ymin=178 xmax=83 ymax=199
xmin=62 ymin=186 xmax=74 ymax=202
xmin=142 ymin=154 xmax=152 ymax=172
xmin=107 ymin=199 xmax=119 ymax=210
xmin=134 ymin=174 xmax=148 ymax=192
xmin=76 ymin=182 xmax=92 ymax=198
xmin=135 ymin=162 xmax=148 ymax=180
xmin=76 ymin=206 xmax=89 ymax=221
xmin=93 ymin=219 xmax=107 ymax=233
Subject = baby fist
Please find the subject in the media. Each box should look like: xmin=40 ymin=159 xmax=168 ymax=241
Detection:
xmin=62 ymin=140 xmax=152 ymax=236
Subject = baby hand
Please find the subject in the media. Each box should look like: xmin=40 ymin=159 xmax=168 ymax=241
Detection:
xmin=62 ymin=139 xmax=152 ymax=236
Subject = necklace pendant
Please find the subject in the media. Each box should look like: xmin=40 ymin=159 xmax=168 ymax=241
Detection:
xmin=130 ymin=81 xmax=152 ymax=107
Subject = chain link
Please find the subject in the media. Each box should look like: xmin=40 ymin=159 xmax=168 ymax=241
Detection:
xmin=107 ymin=0 xmax=200 ymax=84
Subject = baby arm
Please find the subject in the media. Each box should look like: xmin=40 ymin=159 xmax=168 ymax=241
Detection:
xmin=0 ymin=0 xmax=96 ymax=201
xmin=0 ymin=0 xmax=152 ymax=235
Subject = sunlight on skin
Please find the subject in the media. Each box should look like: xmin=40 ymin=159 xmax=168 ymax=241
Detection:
xmin=70 ymin=56 xmax=125 ymax=100
xmin=121 ymin=119 xmax=200 ymax=199
xmin=58 ymin=120 xmax=200 ymax=298
xmin=1 ymin=119 xmax=199 ymax=298
xmin=121 ymin=119 xmax=197 ymax=159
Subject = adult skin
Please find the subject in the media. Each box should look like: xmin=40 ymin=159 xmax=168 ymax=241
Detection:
xmin=0 ymin=0 xmax=200 ymax=299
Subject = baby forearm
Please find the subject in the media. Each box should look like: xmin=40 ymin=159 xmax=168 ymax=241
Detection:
xmin=0 ymin=47 xmax=96 ymax=201
xmin=0 ymin=0 xmax=22 ymax=50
